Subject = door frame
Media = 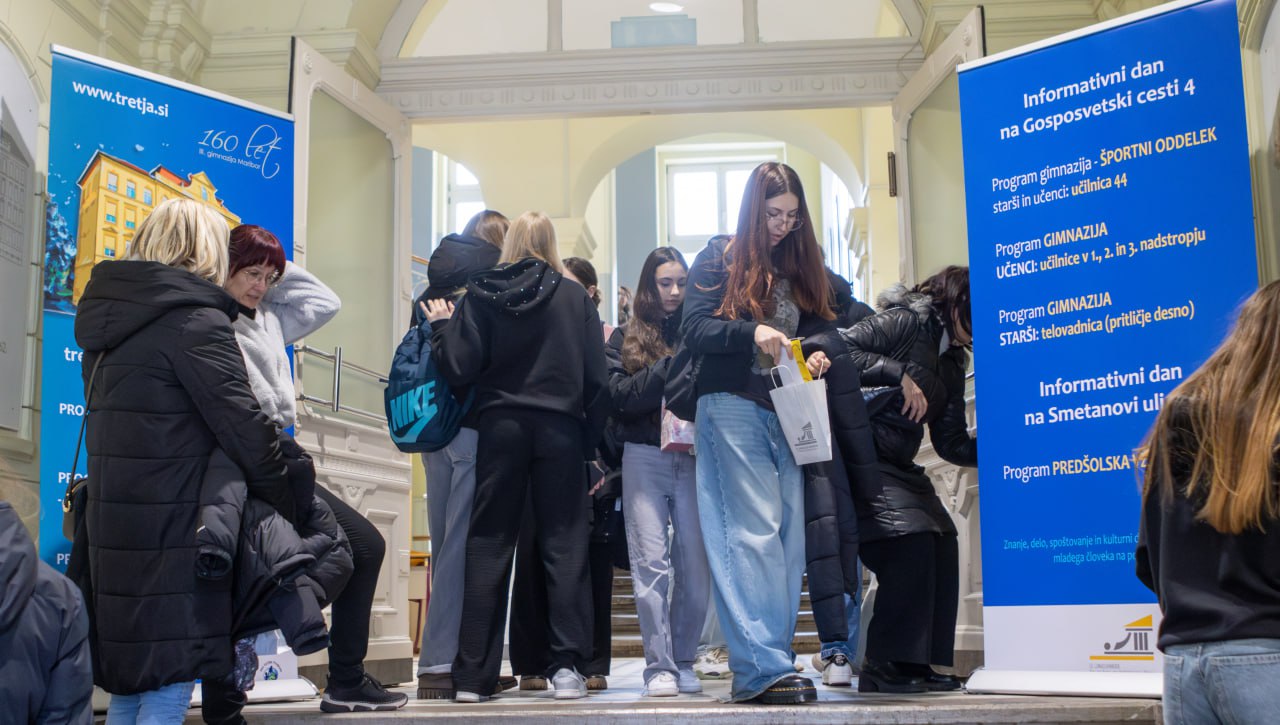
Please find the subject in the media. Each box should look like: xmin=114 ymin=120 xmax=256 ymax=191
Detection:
xmin=891 ymin=7 xmax=986 ymax=286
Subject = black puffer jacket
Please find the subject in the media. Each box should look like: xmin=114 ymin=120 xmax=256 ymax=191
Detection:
xmin=197 ymin=449 xmax=353 ymax=655
xmin=839 ymin=284 xmax=976 ymax=543
xmin=0 ymin=503 xmax=92 ymax=724
xmin=604 ymin=311 xmax=683 ymax=447
xmin=72 ymin=260 xmax=288 ymax=694
xmin=802 ymin=354 xmax=879 ymax=643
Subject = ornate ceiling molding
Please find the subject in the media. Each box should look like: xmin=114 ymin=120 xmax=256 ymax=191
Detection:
xmin=377 ymin=39 xmax=925 ymax=121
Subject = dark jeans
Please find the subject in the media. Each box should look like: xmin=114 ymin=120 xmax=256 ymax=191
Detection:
xmin=314 ymin=484 xmax=386 ymax=687
xmin=453 ymin=409 xmax=593 ymax=695
xmin=510 ymin=498 xmax=613 ymax=677
xmin=859 ymin=531 xmax=959 ymax=667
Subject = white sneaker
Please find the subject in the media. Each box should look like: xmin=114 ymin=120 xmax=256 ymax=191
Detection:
xmin=644 ymin=671 xmax=679 ymax=697
xmin=551 ymin=668 xmax=587 ymax=700
xmin=815 ymin=653 xmax=853 ymax=687
xmin=676 ymin=668 xmax=702 ymax=694
xmin=454 ymin=690 xmax=488 ymax=703
xmin=693 ymin=646 xmax=731 ymax=680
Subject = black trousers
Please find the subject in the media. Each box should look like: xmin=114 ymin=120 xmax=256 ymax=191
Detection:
xmin=510 ymin=498 xmax=613 ymax=677
xmin=314 ymin=484 xmax=386 ymax=687
xmin=859 ymin=532 xmax=959 ymax=667
xmin=453 ymin=409 xmax=593 ymax=694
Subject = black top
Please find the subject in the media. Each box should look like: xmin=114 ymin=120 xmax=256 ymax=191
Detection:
xmin=681 ymin=236 xmax=844 ymax=402
xmin=604 ymin=312 xmax=682 ymax=448
xmin=1136 ymin=399 xmax=1280 ymax=650
xmin=431 ymin=258 xmax=610 ymax=456
xmin=411 ymin=232 xmax=502 ymax=323
xmin=73 ymin=260 xmax=287 ymax=694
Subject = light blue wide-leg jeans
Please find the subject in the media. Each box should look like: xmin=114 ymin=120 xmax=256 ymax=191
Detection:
xmin=1163 ymin=638 xmax=1280 ymax=725
xmin=105 ymin=681 xmax=195 ymax=725
xmin=695 ymin=393 xmax=806 ymax=702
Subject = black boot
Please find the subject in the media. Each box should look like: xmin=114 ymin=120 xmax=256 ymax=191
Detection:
xmin=755 ymin=674 xmax=817 ymax=704
xmin=898 ymin=662 xmax=964 ymax=691
xmin=856 ymin=659 xmax=927 ymax=693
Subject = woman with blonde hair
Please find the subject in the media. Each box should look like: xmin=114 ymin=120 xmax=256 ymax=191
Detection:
xmin=72 ymin=198 xmax=290 ymax=723
xmin=1137 ymin=280 xmax=1280 ymax=724
xmin=424 ymin=211 xmax=610 ymax=702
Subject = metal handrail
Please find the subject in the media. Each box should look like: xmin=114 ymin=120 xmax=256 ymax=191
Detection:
xmin=296 ymin=344 xmax=387 ymax=424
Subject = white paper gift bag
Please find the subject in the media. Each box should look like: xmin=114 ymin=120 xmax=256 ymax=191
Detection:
xmin=768 ymin=365 xmax=832 ymax=465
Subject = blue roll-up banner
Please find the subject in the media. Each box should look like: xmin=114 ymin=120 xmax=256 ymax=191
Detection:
xmin=39 ymin=47 xmax=294 ymax=572
xmin=958 ymin=0 xmax=1256 ymax=695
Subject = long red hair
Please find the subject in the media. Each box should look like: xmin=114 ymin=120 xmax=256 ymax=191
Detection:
xmin=714 ymin=162 xmax=833 ymax=322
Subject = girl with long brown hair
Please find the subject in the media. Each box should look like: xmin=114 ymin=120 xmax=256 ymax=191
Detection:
xmin=1137 ymin=280 xmax=1280 ymax=724
xmin=681 ymin=161 xmax=843 ymax=704
xmin=606 ymin=246 xmax=710 ymax=697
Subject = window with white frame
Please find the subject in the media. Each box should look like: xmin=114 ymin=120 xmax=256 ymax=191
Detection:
xmin=446 ymin=159 xmax=485 ymax=238
xmin=662 ymin=145 xmax=781 ymax=262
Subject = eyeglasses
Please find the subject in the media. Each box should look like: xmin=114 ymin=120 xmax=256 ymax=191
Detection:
xmin=765 ymin=210 xmax=805 ymax=230
xmin=239 ymin=267 xmax=281 ymax=288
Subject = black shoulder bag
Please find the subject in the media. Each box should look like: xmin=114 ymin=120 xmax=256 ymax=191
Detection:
xmin=62 ymin=351 xmax=104 ymax=541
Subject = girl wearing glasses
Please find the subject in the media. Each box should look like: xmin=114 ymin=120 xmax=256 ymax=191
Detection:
xmin=681 ymin=161 xmax=844 ymax=704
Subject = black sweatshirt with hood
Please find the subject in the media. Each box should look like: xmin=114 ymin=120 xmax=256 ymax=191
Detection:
xmin=431 ymin=258 xmax=610 ymax=455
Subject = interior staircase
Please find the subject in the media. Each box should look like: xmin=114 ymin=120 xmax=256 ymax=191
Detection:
xmin=609 ymin=569 xmax=820 ymax=658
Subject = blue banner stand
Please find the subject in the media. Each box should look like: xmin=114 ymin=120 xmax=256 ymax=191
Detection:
xmin=957 ymin=0 xmax=1257 ymax=697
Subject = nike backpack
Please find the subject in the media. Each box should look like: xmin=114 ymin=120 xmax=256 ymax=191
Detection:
xmin=384 ymin=321 xmax=473 ymax=453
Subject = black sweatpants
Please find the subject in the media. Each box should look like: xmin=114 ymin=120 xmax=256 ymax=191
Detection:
xmin=453 ymin=408 xmax=593 ymax=694
xmin=510 ymin=498 xmax=613 ymax=677
xmin=859 ymin=532 xmax=959 ymax=667
xmin=314 ymin=484 xmax=386 ymax=687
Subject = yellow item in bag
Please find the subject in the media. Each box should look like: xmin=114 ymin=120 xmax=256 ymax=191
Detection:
xmin=789 ymin=338 xmax=812 ymax=382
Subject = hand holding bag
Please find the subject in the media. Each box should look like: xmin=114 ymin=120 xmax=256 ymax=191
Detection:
xmin=659 ymin=403 xmax=696 ymax=454
xmin=769 ymin=364 xmax=833 ymax=465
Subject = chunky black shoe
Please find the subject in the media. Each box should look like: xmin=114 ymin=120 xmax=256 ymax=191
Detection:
xmin=898 ymin=663 xmax=964 ymax=692
xmin=856 ymin=659 xmax=927 ymax=694
xmin=321 ymin=674 xmax=409 ymax=712
xmin=417 ymin=672 xmax=454 ymax=700
xmin=755 ymin=674 xmax=818 ymax=704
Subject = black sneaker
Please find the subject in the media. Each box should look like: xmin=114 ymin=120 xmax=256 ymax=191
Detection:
xmin=321 ymin=674 xmax=409 ymax=712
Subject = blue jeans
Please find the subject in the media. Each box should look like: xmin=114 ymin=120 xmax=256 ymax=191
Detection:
xmin=622 ymin=443 xmax=710 ymax=682
xmin=418 ymin=427 xmax=479 ymax=674
xmin=820 ymin=582 xmax=862 ymax=661
xmin=105 ymin=681 xmax=195 ymax=725
xmin=695 ymin=393 xmax=805 ymax=702
xmin=1163 ymin=638 xmax=1280 ymax=725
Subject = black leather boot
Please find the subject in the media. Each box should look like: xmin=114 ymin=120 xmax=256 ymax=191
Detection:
xmin=856 ymin=659 xmax=927 ymax=693
xmin=755 ymin=674 xmax=818 ymax=704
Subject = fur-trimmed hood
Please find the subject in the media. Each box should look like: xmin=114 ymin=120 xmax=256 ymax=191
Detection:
xmin=876 ymin=283 xmax=934 ymax=323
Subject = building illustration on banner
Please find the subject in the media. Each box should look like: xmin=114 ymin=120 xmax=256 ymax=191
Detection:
xmin=71 ymin=150 xmax=240 ymax=303
xmin=1089 ymin=614 xmax=1156 ymax=670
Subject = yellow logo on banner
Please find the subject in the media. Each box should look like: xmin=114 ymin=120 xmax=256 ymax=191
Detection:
xmin=1089 ymin=615 xmax=1155 ymax=661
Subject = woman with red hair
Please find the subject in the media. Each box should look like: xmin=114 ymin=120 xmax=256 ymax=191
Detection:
xmin=681 ymin=162 xmax=844 ymax=704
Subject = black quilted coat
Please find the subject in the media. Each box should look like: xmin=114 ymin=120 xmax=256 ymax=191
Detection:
xmin=72 ymin=260 xmax=289 ymax=695
xmin=801 ymin=353 xmax=879 ymax=644
xmin=838 ymin=284 xmax=977 ymax=543
xmin=197 ymin=448 xmax=353 ymax=655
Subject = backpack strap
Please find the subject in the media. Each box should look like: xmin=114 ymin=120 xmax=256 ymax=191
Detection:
xmin=63 ymin=351 xmax=105 ymax=512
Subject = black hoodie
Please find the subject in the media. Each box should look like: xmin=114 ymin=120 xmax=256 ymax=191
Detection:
xmin=0 ymin=502 xmax=92 ymax=723
xmin=72 ymin=260 xmax=288 ymax=694
xmin=431 ymin=258 xmax=610 ymax=455
xmin=411 ymin=232 xmax=502 ymax=324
